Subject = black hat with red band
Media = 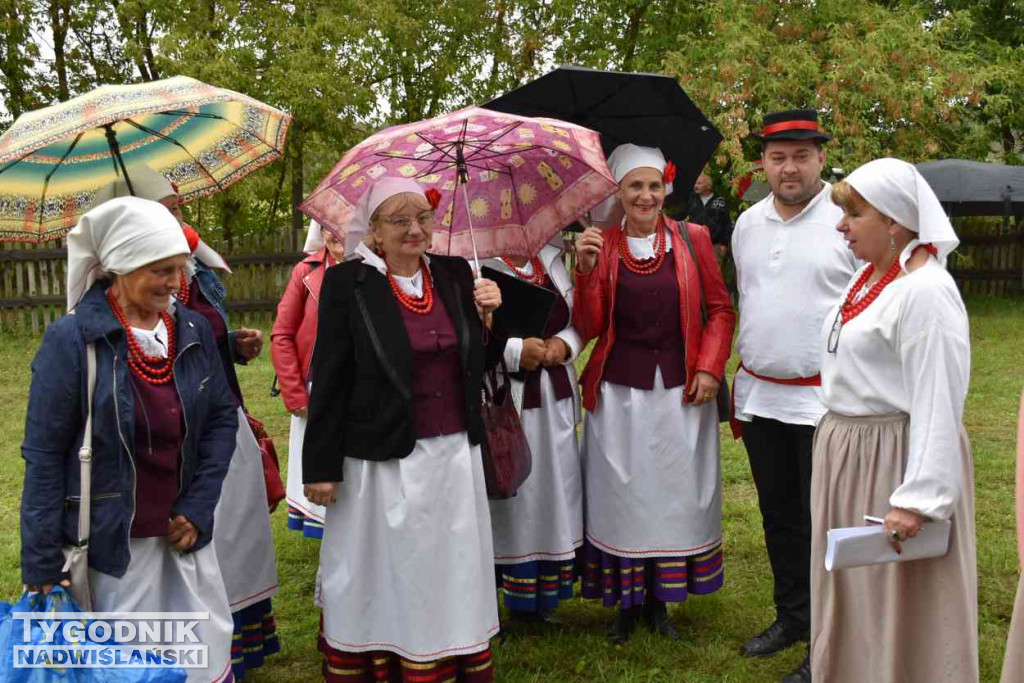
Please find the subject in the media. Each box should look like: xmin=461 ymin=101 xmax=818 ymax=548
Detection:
xmin=752 ymin=108 xmax=832 ymax=143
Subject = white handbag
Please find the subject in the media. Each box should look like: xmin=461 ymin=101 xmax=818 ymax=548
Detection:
xmin=61 ymin=342 xmax=96 ymax=610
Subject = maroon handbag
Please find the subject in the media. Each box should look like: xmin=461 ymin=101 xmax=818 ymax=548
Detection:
xmin=480 ymin=359 xmax=533 ymax=499
xmin=244 ymin=410 xmax=286 ymax=510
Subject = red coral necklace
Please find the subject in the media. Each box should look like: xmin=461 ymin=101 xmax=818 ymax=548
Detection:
xmin=618 ymin=218 xmax=666 ymax=275
xmin=388 ymin=259 xmax=435 ymax=314
xmin=106 ymin=289 xmax=176 ymax=385
xmin=841 ymin=245 xmax=931 ymax=324
xmin=500 ymin=256 xmax=546 ymax=285
xmin=177 ymin=271 xmax=191 ymax=307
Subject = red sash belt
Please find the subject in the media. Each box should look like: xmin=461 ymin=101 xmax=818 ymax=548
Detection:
xmin=730 ymin=363 xmax=822 ymax=440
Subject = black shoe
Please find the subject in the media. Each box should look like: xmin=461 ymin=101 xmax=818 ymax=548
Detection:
xmin=642 ymin=600 xmax=680 ymax=641
xmin=740 ymin=620 xmax=806 ymax=657
xmin=780 ymin=655 xmax=811 ymax=683
xmin=607 ymin=609 xmax=635 ymax=645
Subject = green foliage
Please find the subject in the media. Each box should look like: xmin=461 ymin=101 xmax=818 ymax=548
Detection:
xmin=0 ymin=0 xmax=1022 ymax=239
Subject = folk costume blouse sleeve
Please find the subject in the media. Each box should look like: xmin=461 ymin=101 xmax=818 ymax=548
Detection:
xmin=888 ymin=273 xmax=971 ymax=520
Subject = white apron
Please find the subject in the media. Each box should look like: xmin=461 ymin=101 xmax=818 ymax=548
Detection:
xmin=316 ymin=432 xmax=499 ymax=661
xmin=286 ymin=414 xmax=326 ymax=524
xmin=489 ymin=372 xmax=583 ymax=563
xmin=582 ymin=369 xmax=722 ymax=558
xmin=213 ymin=407 xmax=278 ymax=611
xmin=90 ymin=539 xmax=234 ymax=683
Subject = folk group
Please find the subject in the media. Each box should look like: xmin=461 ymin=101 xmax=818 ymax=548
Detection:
xmin=21 ymin=107 xmax=1017 ymax=683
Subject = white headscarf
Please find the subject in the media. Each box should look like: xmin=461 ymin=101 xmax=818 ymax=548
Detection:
xmin=592 ymin=143 xmax=674 ymax=227
xmin=91 ymin=166 xmax=231 ymax=273
xmin=66 ymin=196 xmax=189 ymax=311
xmin=303 ymin=219 xmax=324 ymax=254
xmin=845 ymin=157 xmax=959 ymax=267
xmin=345 ymin=177 xmax=428 ymax=255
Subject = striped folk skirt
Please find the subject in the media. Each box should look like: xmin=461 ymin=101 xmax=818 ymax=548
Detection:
xmin=810 ymin=412 xmax=978 ymax=683
xmin=579 ymin=540 xmax=724 ymax=609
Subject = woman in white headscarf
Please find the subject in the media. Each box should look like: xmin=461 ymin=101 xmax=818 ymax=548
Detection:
xmin=482 ymin=234 xmax=584 ymax=624
xmin=811 ymin=158 xmax=977 ymax=683
xmin=303 ymin=177 xmax=503 ymax=682
xmin=573 ymin=144 xmax=735 ymax=644
xmin=271 ymin=219 xmax=347 ymax=539
xmin=91 ymin=167 xmax=280 ymax=680
xmin=21 ymin=197 xmax=237 ymax=682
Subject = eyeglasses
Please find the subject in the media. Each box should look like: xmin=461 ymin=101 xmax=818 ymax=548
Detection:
xmin=377 ymin=211 xmax=436 ymax=230
xmin=826 ymin=305 xmax=846 ymax=354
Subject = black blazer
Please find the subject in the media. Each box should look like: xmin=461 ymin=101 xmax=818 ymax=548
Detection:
xmin=303 ymin=253 xmax=500 ymax=483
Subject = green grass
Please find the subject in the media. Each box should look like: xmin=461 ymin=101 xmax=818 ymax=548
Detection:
xmin=1 ymin=297 xmax=1022 ymax=682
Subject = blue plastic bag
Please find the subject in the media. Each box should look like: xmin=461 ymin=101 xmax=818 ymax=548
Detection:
xmin=0 ymin=588 xmax=187 ymax=683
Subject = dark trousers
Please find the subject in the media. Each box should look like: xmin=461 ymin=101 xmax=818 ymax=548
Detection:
xmin=742 ymin=416 xmax=815 ymax=632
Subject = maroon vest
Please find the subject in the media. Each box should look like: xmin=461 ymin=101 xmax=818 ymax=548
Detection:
xmin=601 ymin=250 xmax=685 ymax=390
xmin=397 ymin=291 xmax=469 ymax=439
xmin=128 ymin=376 xmax=183 ymax=537
xmin=519 ymin=276 xmax=573 ymax=410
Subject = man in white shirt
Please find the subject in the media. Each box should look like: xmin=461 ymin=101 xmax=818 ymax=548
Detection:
xmin=731 ymin=109 xmax=860 ymax=683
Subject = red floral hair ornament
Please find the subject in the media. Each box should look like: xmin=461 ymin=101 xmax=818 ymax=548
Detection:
xmin=181 ymin=225 xmax=201 ymax=254
xmin=663 ymin=161 xmax=677 ymax=185
xmin=424 ymin=188 xmax=442 ymax=210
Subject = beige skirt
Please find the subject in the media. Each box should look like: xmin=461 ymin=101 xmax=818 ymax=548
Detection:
xmin=1002 ymin=574 xmax=1024 ymax=683
xmin=810 ymin=412 xmax=978 ymax=683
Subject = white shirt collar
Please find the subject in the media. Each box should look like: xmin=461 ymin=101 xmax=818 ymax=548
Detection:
xmin=764 ymin=181 xmax=832 ymax=224
xmin=354 ymin=242 xmax=429 ymax=296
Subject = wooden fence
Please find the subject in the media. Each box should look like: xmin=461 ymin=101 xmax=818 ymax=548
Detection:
xmin=0 ymin=231 xmax=303 ymax=334
xmin=1 ymin=227 xmax=1021 ymax=335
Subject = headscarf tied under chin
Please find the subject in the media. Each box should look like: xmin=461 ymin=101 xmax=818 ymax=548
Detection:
xmin=844 ymin=157 xmax=959 ymax=268
xmin=342 ymin=177 xmax=428 ymax=255
xmin=66 ymin=196 xmax=190 ymax=312
xmin=591 ymin=143 xmax=674 ymax=227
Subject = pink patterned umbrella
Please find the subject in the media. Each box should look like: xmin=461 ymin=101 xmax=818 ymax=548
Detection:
xmin=299 ymin=106 xmax=617 ymax=265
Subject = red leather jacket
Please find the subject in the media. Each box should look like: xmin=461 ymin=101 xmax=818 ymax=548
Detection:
xmin=271 ymin=248 xmax=332 ymax=412
xmin=573 ymin=218 xmax=735 ymax=412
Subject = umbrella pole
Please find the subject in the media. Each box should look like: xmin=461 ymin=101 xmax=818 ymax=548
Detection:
xmin=460 ymin=180 xmax=481 ymax=275
xmin=103 ymin=124 xmax=135 ymax=196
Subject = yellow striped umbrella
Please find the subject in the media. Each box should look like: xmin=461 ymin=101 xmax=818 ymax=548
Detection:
xmin=0 ymin=76 xmax=291 ymax=242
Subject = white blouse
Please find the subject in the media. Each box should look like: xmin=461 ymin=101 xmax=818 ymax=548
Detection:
xmin=819 ymin=246 xmax=970 ymax=520
xmin=130 ymin=318 xmax=170 ymax=359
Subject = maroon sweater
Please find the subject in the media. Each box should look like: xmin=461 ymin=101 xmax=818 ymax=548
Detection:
xmin=129 ymin=376 xmax=183 ymax=537
xmin=601 ymin=252 xmax=686 ymax=390
xmin=397 ymin=293 xmax=469 ymax=439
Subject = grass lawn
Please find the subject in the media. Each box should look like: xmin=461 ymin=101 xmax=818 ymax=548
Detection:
xmin=0 ymin=295 xmax=1021 ymax=682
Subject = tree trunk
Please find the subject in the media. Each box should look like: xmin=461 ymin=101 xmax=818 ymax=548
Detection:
xmin=290 ymin=122 xmax=305 ymax=251
xmin=138 ymin=11 xmax=159 ymax=80
xmin=48 ymin=0 xmax=70 ymax=101
xmin=109 ymin=0 xmax=152 ymax=80
xmin=621 ymin=1 xmax=651 ymax=71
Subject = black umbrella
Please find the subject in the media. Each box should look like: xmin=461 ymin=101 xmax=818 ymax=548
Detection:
xmin=484 ymin=65 xmax=722 ymax=200
xmin=916 ymin=159 xmax=1024 ymax=219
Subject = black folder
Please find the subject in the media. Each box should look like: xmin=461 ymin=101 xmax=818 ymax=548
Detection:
xmin=481 ymin=265 xmax=557 ymax=339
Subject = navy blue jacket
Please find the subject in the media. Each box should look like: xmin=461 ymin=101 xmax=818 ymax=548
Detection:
xmin=20 ymin=282 xmax=238 ymax=586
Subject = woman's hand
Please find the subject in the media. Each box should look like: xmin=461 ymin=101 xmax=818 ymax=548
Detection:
xmin=687 ymin=371 xmax=721 ymax=406
xmin=519 ymin=338 xmax=547 ymax=372
xmin=168 ymin=515 xmax=199 ymax=552
xmin=291 ymin=407 xmax=308 ymax=419
xmin=473 ymin=278 xmax=501 ymax=325
xmin=234 ymin=328 xmax=264 ymax=360
xmin=542 ymin=337 xmax=570 ymax=367
xmin=305 ymin=482 xmax=339 ymax=506
xmin=884 ymin=507 xmax=929 ymax=554
xmin=25 ymin=580 xmax=71 ymax=596
xmin=575 ymin=227 xmax=604 ymax=274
